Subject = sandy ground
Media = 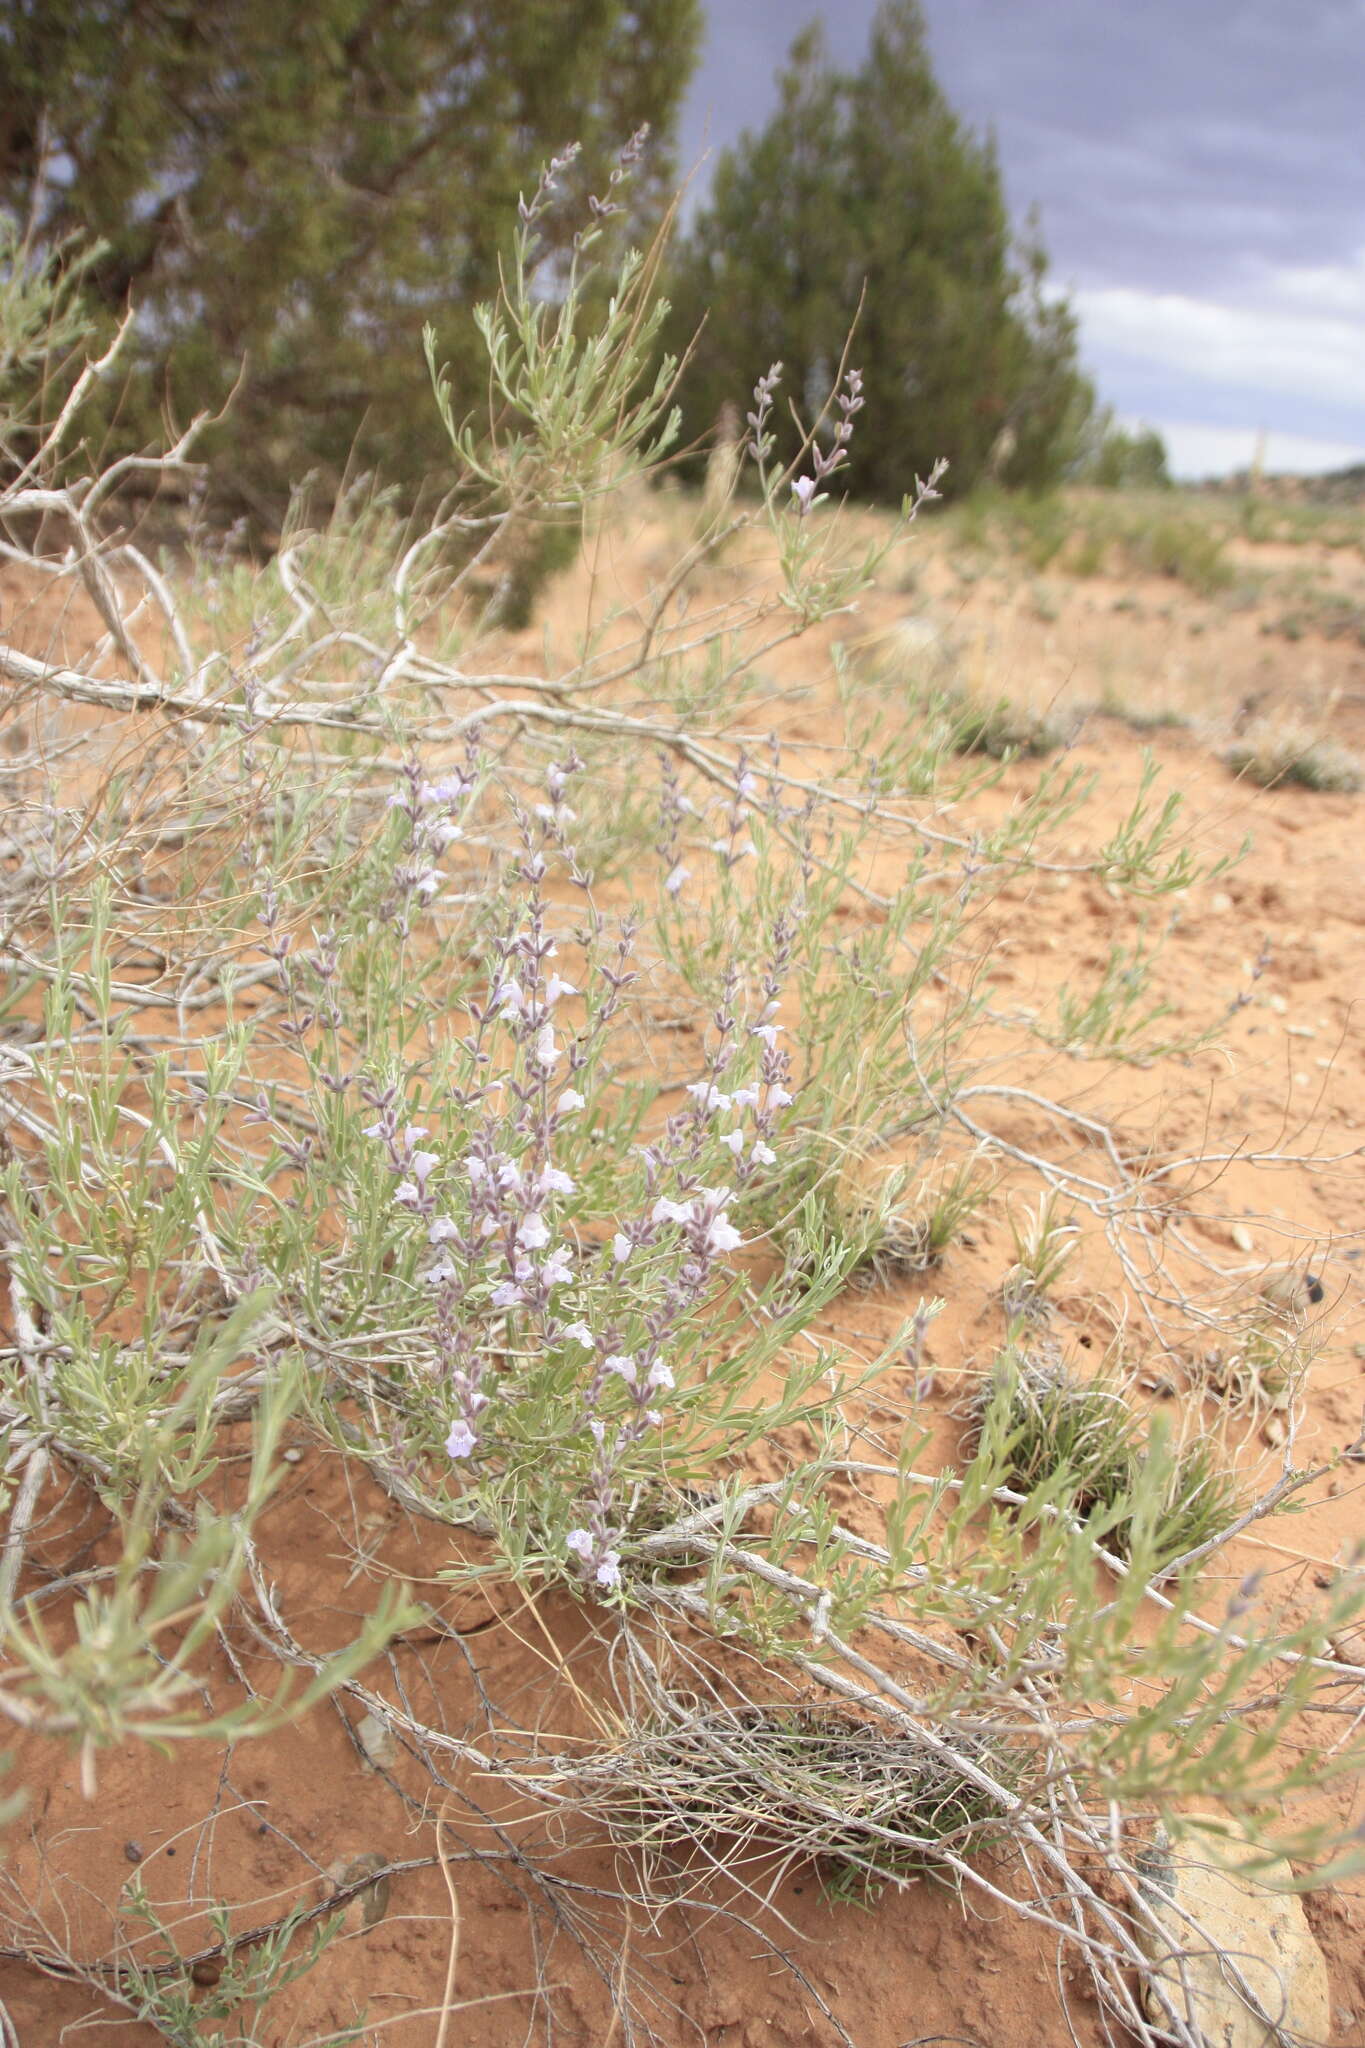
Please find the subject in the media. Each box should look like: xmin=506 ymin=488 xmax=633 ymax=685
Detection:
xmin=1 ymin=494 xmax=1363 ymax=2046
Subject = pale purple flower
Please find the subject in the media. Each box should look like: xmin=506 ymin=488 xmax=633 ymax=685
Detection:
xmin=420 ymin=775 xmax=470 ymax=805
xmin=720 ymin=1130 xmax=744 ymax=1156
xmin=595 ymin=1553 xmax=622 ymax=1591
xmin=612 ymin=1233 xmax=633 ymax=1263
xmin=604 ymin=1354 xmax=637 ymax=1384
xmin=562 ymin=1320 xmax=594 ymax=1348
xmin=534 ymin=1023 xmax=560 ymax=1070
xmin=645 ymin=1360 xmax=674 ymax=1392
xmin=490 ymin=1280 xmax=525 ymax=1309
xmin=665 ymin=862 xmax=690 ymax=896
xmin=446 ymin=1419 xmax=477 ymax=1460
xmin=557 ymin=1088 xmax=586 ymax=1114
xmin=695 ymin=1189 xmax=743 ymax=1255
xmin=751 ymin=1023 xmax=782 ymax=1049
xmin=540 ymin=1245 xmax=574 ymax=1288
xmin=537 ymin=1165 xmax=575 ymax=1195
xmin=767 ymin=1085 xmax=795 ymax=1109
xmin=545 ymin=973 xmax=577 ymax=1006
xmin=429 ymin=1217 xmax=459 ymax=1243
xmin=517 ymin=1212 xmax=551 ymax=1251
xmin=566 ymin=1528 xmax=594 ymax=1560
xmin=393 ymin=1180 xmax=420 ymax=1207
xmin=410 ymin=1150 xmax=440 ymax=1184
xmin=751 ymin=1141 xmax=777 ymax=1167
xmin=790 ymin=475 xmax=819 ymax=516
xmin=651 ymin=1196 xmax=694 ymax=1225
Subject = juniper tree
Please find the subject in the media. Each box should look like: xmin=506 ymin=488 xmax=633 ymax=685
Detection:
xmin=665 ymin=0 xmax=1092 ymax=499
xmin=0 ymin=0 xmax=702 ymax=519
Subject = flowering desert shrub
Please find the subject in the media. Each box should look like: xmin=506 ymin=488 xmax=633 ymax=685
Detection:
xmin=0 ymin=159 xmax=1362 ymax=2044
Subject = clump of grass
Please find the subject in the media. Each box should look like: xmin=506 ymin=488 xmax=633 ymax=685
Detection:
xmin=943 ymin=682 xmax=1071 ymax=759
xmin=1224 ymin=724 xmax=1362 ymax=793
xmin=1095 ymin=683 xmax=1190 ymax=733
xmin=1262 ymin=584 xmax=1365 ymax=645
xmin=1068 ymin=526 xmax=1108 ymax=577
xmin=913 ymin=1156 xmax=994 ymax=1266
xmin=1125 ymin=511 xmax=1232 ymax=595
xmin=1002 ymin=1193 xmax=1078 ymax=1318
xmin=583 ymin=1700 xmax=1011 ymax=1899
xmin=1193 ymin=1297 xmax=1321 ymax=1424
xmin=974 ymin=1349 xmax=1239 ymax=1568
xmin=978 ymin=1349 xmax=1136 ymax=1513
xmin=783 ymin=1153 xmax=992 ymax=1293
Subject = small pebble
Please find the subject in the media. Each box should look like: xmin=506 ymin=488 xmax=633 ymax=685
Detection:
xmin=123 ymin=1841 xmax=144 ymax=1864
xmin=1259 ymin=1267 xmax=1324 ymax=1316
xmin=282 ymin=1447 xmax=304 ymax=1465
xmin=356 ymin=1711 xmax=398 ymax=1771
xmin=1231 ymin=1222 xmax=1254 ymax=1252
xmin=1286 ymin=1024 xmax=1315 ymax=1039
xmin=190 ymin=1958 xmax=223 ymax=1989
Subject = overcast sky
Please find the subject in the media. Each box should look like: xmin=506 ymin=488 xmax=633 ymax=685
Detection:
xmin=678 ymin=1 xmax=1365 ymax=479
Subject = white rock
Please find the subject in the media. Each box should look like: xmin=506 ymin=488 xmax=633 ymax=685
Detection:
xmin=356 ymin=1711 xmax=398 ymax=1771
xmin=1136 ymin=1826 xmax=1332 ymax=2047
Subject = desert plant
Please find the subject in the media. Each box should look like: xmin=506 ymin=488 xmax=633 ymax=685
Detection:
xmin=2 ymin=140 xmax=1363 ymax=2048
xmin=1002 ymin=1193 xmax=1079 ymax=1314
xmin=971 ymin=1348 xmax=1241 ymax=1569
xmin=561 ymin=1695 xmax=1012 ymax=1902
xmin=1225 ymin=724 xmax=1362 ymax=793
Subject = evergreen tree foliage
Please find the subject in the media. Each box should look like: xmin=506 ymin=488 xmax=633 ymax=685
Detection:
xmin=665 ymin=2 xmax=1093 ymax=500
xmin=1076 ymin=412 xmax=1173 ymax=490
xmin=0 ymin=0 xmax=702 ymax=518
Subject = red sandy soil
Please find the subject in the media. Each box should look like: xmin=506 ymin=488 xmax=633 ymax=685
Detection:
xmin=1 ymin=498 xmax=1363 ymax=2046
